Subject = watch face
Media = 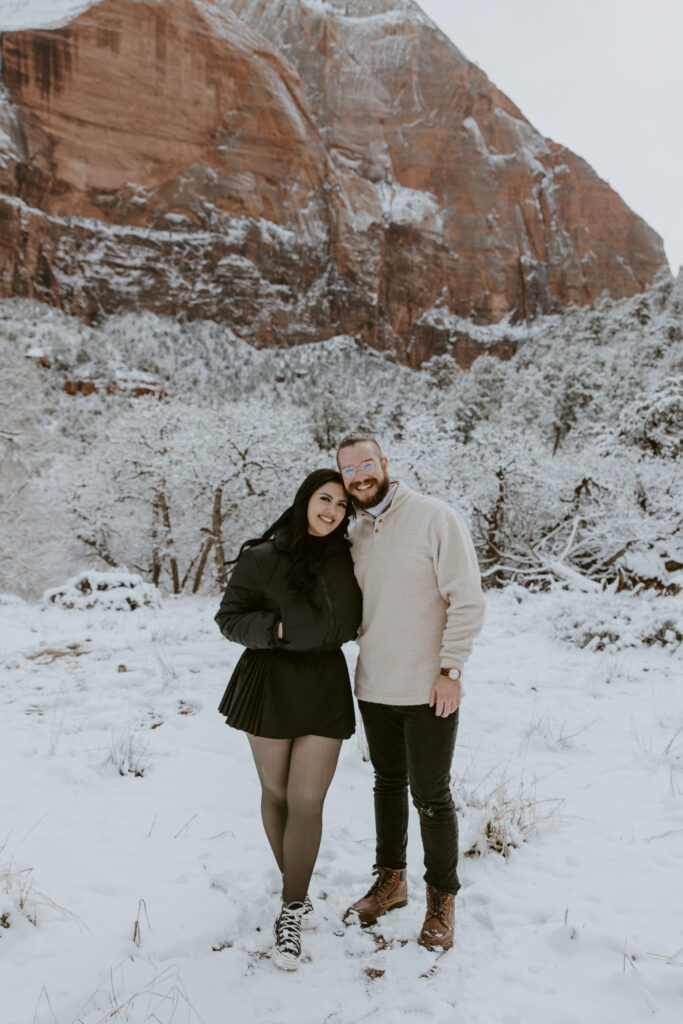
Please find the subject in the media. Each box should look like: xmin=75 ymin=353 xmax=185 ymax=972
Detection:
xmin=449 ymin=669 xmax=459 ymax=680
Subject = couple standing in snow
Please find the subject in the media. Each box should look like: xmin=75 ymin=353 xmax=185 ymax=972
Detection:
xmin=215 ymin=431 xmax=485 ymax=970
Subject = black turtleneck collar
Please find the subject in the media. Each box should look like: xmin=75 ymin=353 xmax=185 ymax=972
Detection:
xmin=274 ymin=528 xmax=349 ymax=557
xmin=305 ymin=533 xmax=330 ymax=559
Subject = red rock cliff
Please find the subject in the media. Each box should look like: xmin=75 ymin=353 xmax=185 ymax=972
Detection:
xmin=0 ymin=0 xmax=669 ymax=364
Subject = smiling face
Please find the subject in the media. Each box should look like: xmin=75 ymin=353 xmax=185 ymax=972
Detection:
xmin=306 ymin=481 xmax=349 ymax=537
xmin=337 ymin=441 xmax=390 ymax=510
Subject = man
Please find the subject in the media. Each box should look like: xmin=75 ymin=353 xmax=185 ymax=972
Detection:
xmin=337 ymin=431 xmax=485 ymax=950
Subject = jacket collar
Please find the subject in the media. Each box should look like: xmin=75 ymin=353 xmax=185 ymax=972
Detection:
xmin=358 ymin=480 xmax=411 ymax=521
xmin=274 ymin=527 xmax=350 ymax=555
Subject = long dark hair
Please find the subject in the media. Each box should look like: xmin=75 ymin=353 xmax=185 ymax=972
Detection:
xmin=233 ymin=469 xmax=353 ymax=594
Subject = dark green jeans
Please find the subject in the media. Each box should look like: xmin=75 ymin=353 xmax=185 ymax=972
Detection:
xmin=358 ymin=700 xmax=460 ymax=894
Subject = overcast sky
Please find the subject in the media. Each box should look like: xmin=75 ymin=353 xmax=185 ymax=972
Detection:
xmin=419 ymin=0 xmax=683 ymax=272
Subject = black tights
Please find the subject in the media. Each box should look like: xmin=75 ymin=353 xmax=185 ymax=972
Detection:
xmin=247 ymin=733 xmax=342 ymax=904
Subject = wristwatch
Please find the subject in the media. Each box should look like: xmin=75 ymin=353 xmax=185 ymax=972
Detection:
xmin=440 ymin=667 xmax=461 ymax=681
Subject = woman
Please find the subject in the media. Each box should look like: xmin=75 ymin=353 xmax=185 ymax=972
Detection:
xmin=215 ymin=469 xmax=362 ymax=971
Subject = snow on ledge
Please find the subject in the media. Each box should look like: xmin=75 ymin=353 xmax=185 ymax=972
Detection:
xmin=0 ymin=0 xmax=98 ymax=30
xmin=300 ymin=0 xmax=434 ymax=28
xmin=376 ymin=181 xmax=441 ymax=227
xmin=418 ymin=301 xmax=540 ymax=345
xmin=0 ymin=0 xmax=165 ymax=31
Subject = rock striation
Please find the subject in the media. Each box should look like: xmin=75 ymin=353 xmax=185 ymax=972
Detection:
xmin=0 ymin=0 xmax=669 ymax=365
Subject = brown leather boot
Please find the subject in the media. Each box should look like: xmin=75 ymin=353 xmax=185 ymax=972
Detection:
xmin=417 ymin=885 xmax=455 ymax=950
xmin=343 ymin=867 xmax=407 ymax=927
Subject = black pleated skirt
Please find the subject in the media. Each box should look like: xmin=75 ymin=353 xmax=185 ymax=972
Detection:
xmin=218 ymin=647 xmax=355 ymax=739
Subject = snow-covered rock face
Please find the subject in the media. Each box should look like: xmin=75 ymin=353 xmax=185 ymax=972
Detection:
xmin=0 ymin=0 xmax=669 ymax=364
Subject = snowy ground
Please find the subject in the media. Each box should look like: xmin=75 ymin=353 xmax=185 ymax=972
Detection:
xmin=1 ymin=588 xmax=682 ymax=1024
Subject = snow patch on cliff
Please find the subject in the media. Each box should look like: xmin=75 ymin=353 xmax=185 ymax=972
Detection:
xmin=376 ymin=181 xmax=442 ymax=228
xmin=464 ymin=113 xmax=549 ymax=177
xmin=494 ymin=108 xmax=551 ymax=158
xmin=0 ymin=0 xmax=190 ymax=30
xmin=0 ymin=0 xmax=104 ymax=30
xmin=418 ymin=300 xmax=539 ymax=345
xmin=300 ymin=0 xmax=433 ymax=28
xmin=0 ymin=83 xmax=21 ymax=166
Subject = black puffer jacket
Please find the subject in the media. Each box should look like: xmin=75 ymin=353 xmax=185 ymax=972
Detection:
xmin=215 ymin=532 xmax=362 ymax=653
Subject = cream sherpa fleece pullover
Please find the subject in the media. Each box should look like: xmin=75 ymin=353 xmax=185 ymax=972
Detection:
xmin=350 ymin=482 xmax=485 ymax=705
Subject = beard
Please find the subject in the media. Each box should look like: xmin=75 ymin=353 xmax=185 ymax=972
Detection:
xmin=350 ymin=469 xmax=391 ymax=510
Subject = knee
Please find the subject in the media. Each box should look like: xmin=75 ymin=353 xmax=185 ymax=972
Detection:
xmin=261 ymin=781 xmax=287 ymax=810
xmin=373 ymin=770 xmax=408 ymax=797
xmin=410 ymin=779 xmax=455 ymax=819
xmin=287 ymin=787 xmax=325 ymax=817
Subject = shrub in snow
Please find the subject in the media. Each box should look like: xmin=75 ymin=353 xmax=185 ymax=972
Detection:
xmin=106 ymin=725 xmax=151 ymax=778
xmin=463 ymin=777 xmax=561 ymax=858
xmin=42 ymin=570 xmax=161 ymax=611
xmin=552 ymin=592 xmax=683 ymax=652
xmin=2 ymin=273 xmax=681 ymax=597
xmin=612 ymin=541 xmax=683 ymax=594
xmin=75 ymin=963 xmax=198 ymax=1022
xmin=0 ymin=860 xmax=80 ymax=930
xmin=618 ymin=376 xmax=683 ymax=458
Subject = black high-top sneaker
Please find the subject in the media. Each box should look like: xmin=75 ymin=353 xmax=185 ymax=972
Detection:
xmin=272 ymin=901 xmax=303 ymax=970
xmin=299 ymin=893 xmax=318 ymax=930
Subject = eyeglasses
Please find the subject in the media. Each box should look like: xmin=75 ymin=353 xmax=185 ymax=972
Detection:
xmin=341 ymin=460 xmax=377 ymax=477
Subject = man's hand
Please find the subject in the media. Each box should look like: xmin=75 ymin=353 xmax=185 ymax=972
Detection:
xmin=428 ymin=675 xmax=462 ymax=718
xmin=277 ymin=621 xmax=283 ymax=640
